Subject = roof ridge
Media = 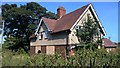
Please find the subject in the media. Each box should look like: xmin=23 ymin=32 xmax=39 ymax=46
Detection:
xmin=64 ymin=3 xmax=90 ymax=17
xmin=42 ymin=17 xmax=57 ymax=21
xmin=56 ymin=3 xmax=90 ymax=21
xmin=52 ymin=3 xmax=90 ymax=33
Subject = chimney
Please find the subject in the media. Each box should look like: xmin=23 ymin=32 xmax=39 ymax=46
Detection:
xmin=57 ymin=6 xmax=66 ymax=19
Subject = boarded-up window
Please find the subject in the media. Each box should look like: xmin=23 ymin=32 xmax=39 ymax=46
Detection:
xmin=46 ymin=46 xmax=55 ymax=55
xmin=35 ymin=46 xmax=41 ymax=53
xmin=30 ymin=46 xmax=35 ymax=54
xmin=41 ymin=46 xmax=46 ymax=54
xmin=55 ymin=46 xmax=66 ymax=58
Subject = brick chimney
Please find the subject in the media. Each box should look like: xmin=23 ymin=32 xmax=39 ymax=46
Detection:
xmin=57 ymin=7 xmax=66 ymax=19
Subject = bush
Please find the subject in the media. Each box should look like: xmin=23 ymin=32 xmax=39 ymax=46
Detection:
xmin=2 ymin=49 xmax=66 ymax=66
xmin=2 ymin=47 xmax=120 ymax=67
xmin=68 ymin=48 xmax=120 ymax=67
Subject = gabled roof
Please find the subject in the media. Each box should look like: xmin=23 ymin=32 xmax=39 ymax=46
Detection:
xmin=52 ymin=4 xmax=89 ymax=33
xmin=103 ymin=38 xmax=117 ymax=47
xmin=42 ymin=17 xmax=57 ymax=31
xmin=35 ymin=3 xmax=106 ymax=36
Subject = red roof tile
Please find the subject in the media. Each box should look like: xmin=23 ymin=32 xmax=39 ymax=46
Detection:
xmin=103 ymin=38 xmax=117 ymax=47
xmin=41 ymin=4 xmax=89 ymax=33
xmin=42 ymin=17 xmax=57 ymax=31
xmin=52 ymin=4 xmax=89 ymax=33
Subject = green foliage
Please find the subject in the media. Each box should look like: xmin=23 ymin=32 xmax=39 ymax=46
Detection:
xmin=68 ymin=48 xmax=120 ymax=67
xmin=2 ymin=2 xmax=120 ymax=67
xmin=76 ymin=15 xmax=99 ymax=46
xmin=17 ymin=47 xmax=27 ymax=54
xmin=2 ymin=49 xmax=66 ymax=66
xmin=2 ymin=49 xmax=32 ymax=66
xmin=2 ymin=2 xmax=57 ymax=52
xmin=32 ymin=54 xmax=66 ymax=66
xmin=2 ymin=48 xmax=120 ymax=67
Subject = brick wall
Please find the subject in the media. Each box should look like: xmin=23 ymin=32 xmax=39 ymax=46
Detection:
xmin=41 ymin=46 xmax=46 ymax=54
xmin=30 ymin=45 xmax=69 ymax=58
xmin=55 ymin=45 xmax=66 ymax=58
xmin=30 ymin=46 xmax=35 ymax=55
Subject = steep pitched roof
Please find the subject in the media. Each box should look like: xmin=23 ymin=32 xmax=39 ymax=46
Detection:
xmin=103 ymin=38 xmax=117 ymax=47
xmin=35 ymin=3 xmax=106 ymax=36
xmin=42 ymin=17 xmax=57 ymax=31
xmin=52 ymin=4 xmax=89 ymax=33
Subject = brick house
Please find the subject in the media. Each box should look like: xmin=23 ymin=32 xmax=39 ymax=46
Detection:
xmin=30 ymin=3 xmax=106 ymax=57
xmin=102 ymin=38 xmax=117 ymax=52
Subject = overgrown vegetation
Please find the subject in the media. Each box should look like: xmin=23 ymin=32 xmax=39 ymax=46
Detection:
xmin=2 ymin=2 xmax=119 ymax=67
xmin=2 ymin=47 xmax=120 ymax=67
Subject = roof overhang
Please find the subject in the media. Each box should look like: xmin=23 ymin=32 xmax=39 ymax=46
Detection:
xmin=35 ymin=17 xmax=51 ymax=35
xmin=104 ymin=45 xmax=117 ymax=48
xmin=70 ymin=4 xmax=106 ymax=36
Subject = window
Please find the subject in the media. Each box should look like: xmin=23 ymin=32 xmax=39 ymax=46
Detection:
xmin=38 ymin=33 xmax=42 ymax=40
xmin=38 ymin=31 xmax=48 ymax=40
xmin=44 ymin=32 xmax=48 ymax=39
xmin=42 ymin=31 xmax=48 ymax=39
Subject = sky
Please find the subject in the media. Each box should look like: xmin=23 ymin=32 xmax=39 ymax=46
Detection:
xmin=1 ymin=2 xmax=119 ymax=43
xmin=1 ymin=0 xmax=119 ymax=2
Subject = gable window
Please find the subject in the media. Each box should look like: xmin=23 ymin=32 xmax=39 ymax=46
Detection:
xmin=38 ymin=31 xmax=48 ymax=40
xmin=38 ymin=33 xmax=43 ymax=40
xmin=43 ymin=31 xmax=48 ymax=39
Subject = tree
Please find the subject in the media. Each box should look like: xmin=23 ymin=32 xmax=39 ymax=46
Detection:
xmin=76 ymin=15 xmax=100 ymax=49
xmin=2 ymin=2 xmax=57 ymax=52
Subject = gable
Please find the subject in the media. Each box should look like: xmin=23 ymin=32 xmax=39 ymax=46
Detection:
xmin=35 ymin=19 xmax=48 ymax=35
xmin=35 ymin=17 xmax=57 ymax=35
xmin=38 ymin=22 xmax=47 ymax=33
xmin=70 ymin=4 xmax=106 ymax=36
xmin=52 ymin=4 xmax=89 ymax=33
xmin=35 ymin=3 xmax=106 ymax=36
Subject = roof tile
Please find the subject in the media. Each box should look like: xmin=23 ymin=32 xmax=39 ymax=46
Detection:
xmin=103 ymin=38 xmax=117 ymax=47
xmin=41 ymin=4 xmax=89 ymax=33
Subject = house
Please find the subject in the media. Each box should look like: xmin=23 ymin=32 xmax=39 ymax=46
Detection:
xmin=30 ymin=3 xmax=106 ymax=57
xmin=102 ymin=38 xmax=117 ymax=52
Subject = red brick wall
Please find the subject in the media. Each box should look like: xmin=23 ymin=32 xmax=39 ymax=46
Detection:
xmin=41 ymin=46 xmax=46 ymax=54
xmin=55 ymin=45 xmax=66 ymax=58
xmin=30 ymin=46 xmax=35 ymax=55
xmin=30 ymin=45 xmax=70 ymax=59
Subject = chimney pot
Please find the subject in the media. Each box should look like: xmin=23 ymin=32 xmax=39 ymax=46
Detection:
xmin=57 ymin=6 xmax=66 ymax=19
